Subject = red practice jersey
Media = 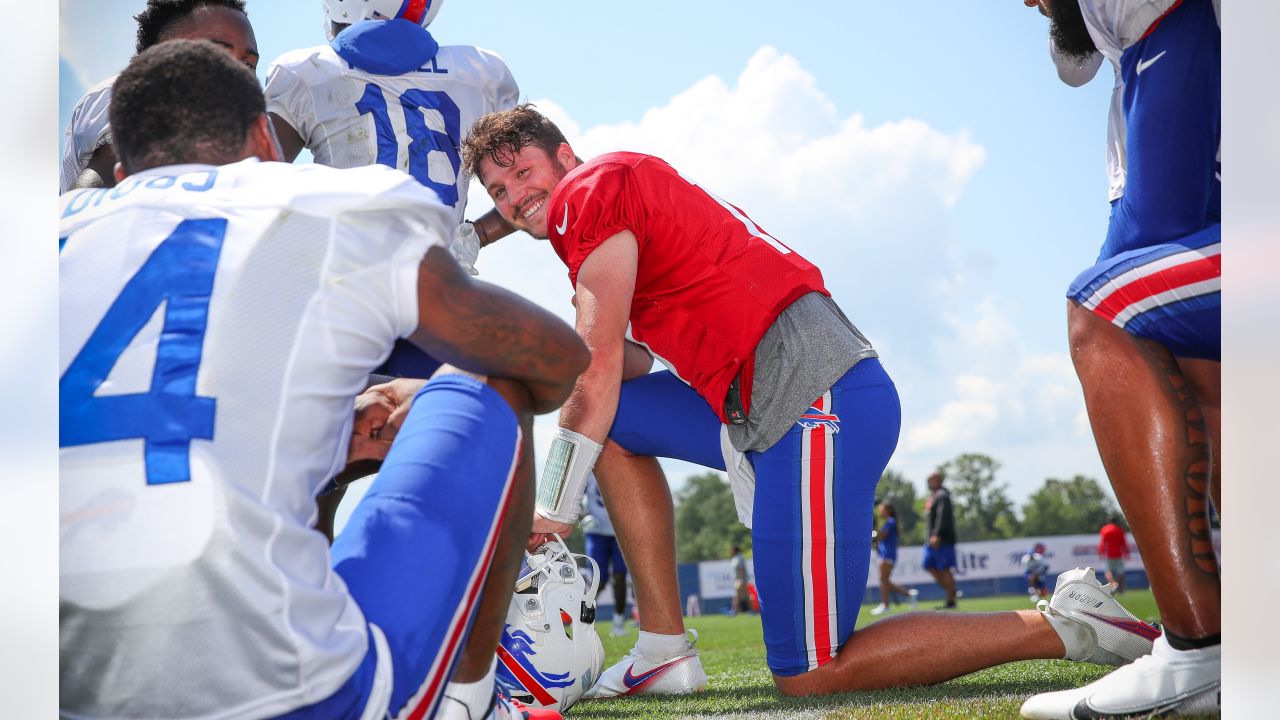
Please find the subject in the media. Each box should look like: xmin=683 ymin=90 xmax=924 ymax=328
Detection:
xmin=1098 ymin=523 xmax=1130 ymax=559
xmin=548 ymin=152 xmax=828 ymax=422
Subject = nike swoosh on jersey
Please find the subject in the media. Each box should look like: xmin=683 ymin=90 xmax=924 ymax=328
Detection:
xmin=1136 ymin=50 xmax=1167 ymax=75
xmin=555 ymin=203 xmax=569 ymax=235
xmin=621 ymin=657 xmax=688 ymax=693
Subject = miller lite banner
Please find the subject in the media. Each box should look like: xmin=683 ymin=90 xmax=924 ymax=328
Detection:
xmin=876 ymin=531 xmax=1221 ymax=586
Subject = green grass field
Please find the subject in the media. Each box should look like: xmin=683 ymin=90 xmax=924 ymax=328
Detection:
xmin=568 ymin=591 xmax=1164 ymax=719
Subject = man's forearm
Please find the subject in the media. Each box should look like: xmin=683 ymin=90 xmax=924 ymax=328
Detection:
xmin=557 ymin=344 xmax=625 ymax=444
xmin=473 ymin=207 xmax=516 ymax=247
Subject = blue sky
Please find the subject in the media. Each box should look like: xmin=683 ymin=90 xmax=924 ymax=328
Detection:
xmin=59 ymin=0 xmax=1118 ymax=505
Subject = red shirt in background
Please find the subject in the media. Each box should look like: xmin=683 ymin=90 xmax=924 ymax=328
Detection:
xmin=1098 ymin=522 xmax=1131 ymax=559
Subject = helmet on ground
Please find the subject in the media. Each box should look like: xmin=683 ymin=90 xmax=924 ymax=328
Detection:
xmin=323 ymin=0 xmax=444 ymax=37
xmin=495 ymin=535 xmax=605 ymax=712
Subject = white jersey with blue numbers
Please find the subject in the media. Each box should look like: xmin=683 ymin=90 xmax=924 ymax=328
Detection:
xmin=265 ymin=42 xmax=518 ymax=225
xmin=59 ymin=159 xmax=447 ymax=719
xmin=60 ymin=75 xmax=115 ymax=193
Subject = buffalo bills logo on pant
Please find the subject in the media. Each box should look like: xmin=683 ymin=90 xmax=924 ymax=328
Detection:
xmin=798 ymin=406 xmax=841 ymax=434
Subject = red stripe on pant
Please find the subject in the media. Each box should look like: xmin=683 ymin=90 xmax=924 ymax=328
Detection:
xmin=1092 ymin=253 xmax=1220 ymax=322
xmin=401 ymin=427 xmax=522 ymax=720
xmin=807 ymin=393 xmax=833 ymax=667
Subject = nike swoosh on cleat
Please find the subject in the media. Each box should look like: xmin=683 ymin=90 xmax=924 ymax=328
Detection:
xmin=1136 ymin=50 xmax=1166 ymax=74
xmin=552 ymin=203 xmax=568 ymax=234
xmin=621 ymin=657 xmax=689 ymax=693
xmin=1079 ymin=610 xmax=1162 ymax=640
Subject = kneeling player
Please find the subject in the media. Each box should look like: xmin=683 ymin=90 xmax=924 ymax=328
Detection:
xmin=462 ymin=105 xmax=1160 ymax=698
xmin=58 ymin=42 xmax=587 ymax=720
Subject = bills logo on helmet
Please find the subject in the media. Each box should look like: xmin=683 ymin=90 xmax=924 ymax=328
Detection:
xmin=495 ymin=627 xmax=575 ymax=706
xmin=494 ymin=535 xmax=605 ymax=712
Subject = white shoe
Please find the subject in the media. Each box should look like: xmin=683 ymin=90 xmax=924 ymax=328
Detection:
xmin=1040 ymin=567 xmax=1159 ymax=666
xmin=1021 ymin=635 xmax=1220 ymax=719
xmin=870 ymin=603 xmax=889 ymax=616
xmin=581 ymin=630 xmax=708 ymax=699
xmin=907 ymin=588 xmax=919 ymax=610
xmin=610 ymin=615 xmax=627 ymax=638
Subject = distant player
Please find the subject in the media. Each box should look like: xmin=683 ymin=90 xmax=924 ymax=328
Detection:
xmin=465 ymin=104 xmax=1160 ymax=699
xmin=870 ymin=501 xmax=917 ymax=616
xmin=580 ymin=475 xmax=631 ymax=636
xmin=1021 ymin=543 xmax=1051 ymax=602
xmin=1018 ymin=1 xmax=1221 ymax=717
xmin=1097 ymin=515 xmax=1131 ymax=593
xmin=60 ymin=0 xmax=259 ymax=192
xmin=59 ymin=41 xmax=586 ymax=720
xmin=923 ymin=471 xmax=959 ymax=608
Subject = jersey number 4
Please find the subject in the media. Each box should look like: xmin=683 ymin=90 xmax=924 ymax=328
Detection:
xmin=356 ymin=84 xmax=463 ymax=207
xmin=60 ymin=218 xmax=227 ymax=485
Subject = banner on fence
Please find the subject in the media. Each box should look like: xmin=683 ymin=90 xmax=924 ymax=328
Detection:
xmin=875 ymin=531 xmax=1220 ymax=586
xmin=688 ymin=531 xmax=1220 ymax=598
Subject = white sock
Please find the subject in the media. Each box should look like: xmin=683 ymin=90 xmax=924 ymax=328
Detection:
xmin=444 ymin=657 xmax=497 ymax=719
xmin=636 ymin=630 xmax=688 ymax=660
xmin=1041 ymin=609 xmax=1091 ymax=661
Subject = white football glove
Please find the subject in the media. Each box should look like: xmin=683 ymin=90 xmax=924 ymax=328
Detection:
xmin=449 ymin=221 xmax=481 ymax=276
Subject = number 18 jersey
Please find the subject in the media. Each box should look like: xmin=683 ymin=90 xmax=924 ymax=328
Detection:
xmin=59 ymin=159 xmax=446 ymax=718
xmin=265 ymin=35 xmax=518 ymax=226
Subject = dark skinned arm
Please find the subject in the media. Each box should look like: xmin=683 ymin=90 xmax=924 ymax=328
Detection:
xmin=409 ymin=244 xmax=589 ymax=414
xmin=269 ymin=112 xmax=306 ymax=163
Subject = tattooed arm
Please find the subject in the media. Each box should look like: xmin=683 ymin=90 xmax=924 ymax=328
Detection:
xmin=409 ymin=244 xmax=589 ymax=414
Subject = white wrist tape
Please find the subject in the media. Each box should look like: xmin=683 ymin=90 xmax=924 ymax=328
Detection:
xmin=536 ymin=427 xmax=602 ymax=524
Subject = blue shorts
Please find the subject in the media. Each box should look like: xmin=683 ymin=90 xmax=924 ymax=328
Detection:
xmin=609 ymin=359 xmax=900 ymax=677
xmin=282 ymin=375 xmax=521 ymax=719
xmin=1068 ymin=225 xmax=1220 ymax=360
xmin=879 ymin=546 xmax=898 ymax=565
xmin=1026 ymin=572 xmax=1048 ymax=591
xmin=922 ymin=543 xmax=957 ymax=572
xmin=585 ymin=533 xmax=627 ymax=578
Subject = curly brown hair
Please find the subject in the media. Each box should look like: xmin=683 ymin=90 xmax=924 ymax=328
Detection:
xmin=462 ymin=104 xmax=568 ymax=180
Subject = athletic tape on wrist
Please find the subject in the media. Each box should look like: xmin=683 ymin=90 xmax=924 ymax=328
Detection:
xmin=536 ymin=427 xmax=602 ymax=524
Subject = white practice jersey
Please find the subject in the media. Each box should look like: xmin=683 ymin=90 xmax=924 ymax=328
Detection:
xmin=582 ymin=475 xmax=615 ymax=537
xmin=1049 ymin=41 xmax=1127 ymax=202
xmin=59 ymin=159 xmax=447 ymax=719
xmin=61 ymin=75 xmax=115 ymax=193
xmin=266 ymin=42 xmax=518 ymax=226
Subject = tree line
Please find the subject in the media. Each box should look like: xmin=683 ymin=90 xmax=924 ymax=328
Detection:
xmin=672 ymin=452 xmax=1122 ymax=562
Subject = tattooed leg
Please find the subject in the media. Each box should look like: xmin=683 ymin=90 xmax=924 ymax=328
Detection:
xmin=1067 ymin=301 xmax=1220 ymax=641
xmin=1177 ymin=357 xmax=1221 ymax=518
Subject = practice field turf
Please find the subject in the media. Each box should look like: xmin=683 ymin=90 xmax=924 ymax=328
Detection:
xmin=568 ymin=590 xmax=1188 ymax=719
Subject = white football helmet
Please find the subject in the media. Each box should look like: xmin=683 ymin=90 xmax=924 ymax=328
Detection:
xmin=323 ymin=0 xmax=445 ymax=39
xmin=495 ymin=536 xmax=605 ymax=712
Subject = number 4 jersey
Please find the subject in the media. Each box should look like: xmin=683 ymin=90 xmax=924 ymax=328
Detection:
xmin=59 ymin=159 xmax=446 ymax=719
xmin=265 ymin=24 xmax=518 ymax=225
